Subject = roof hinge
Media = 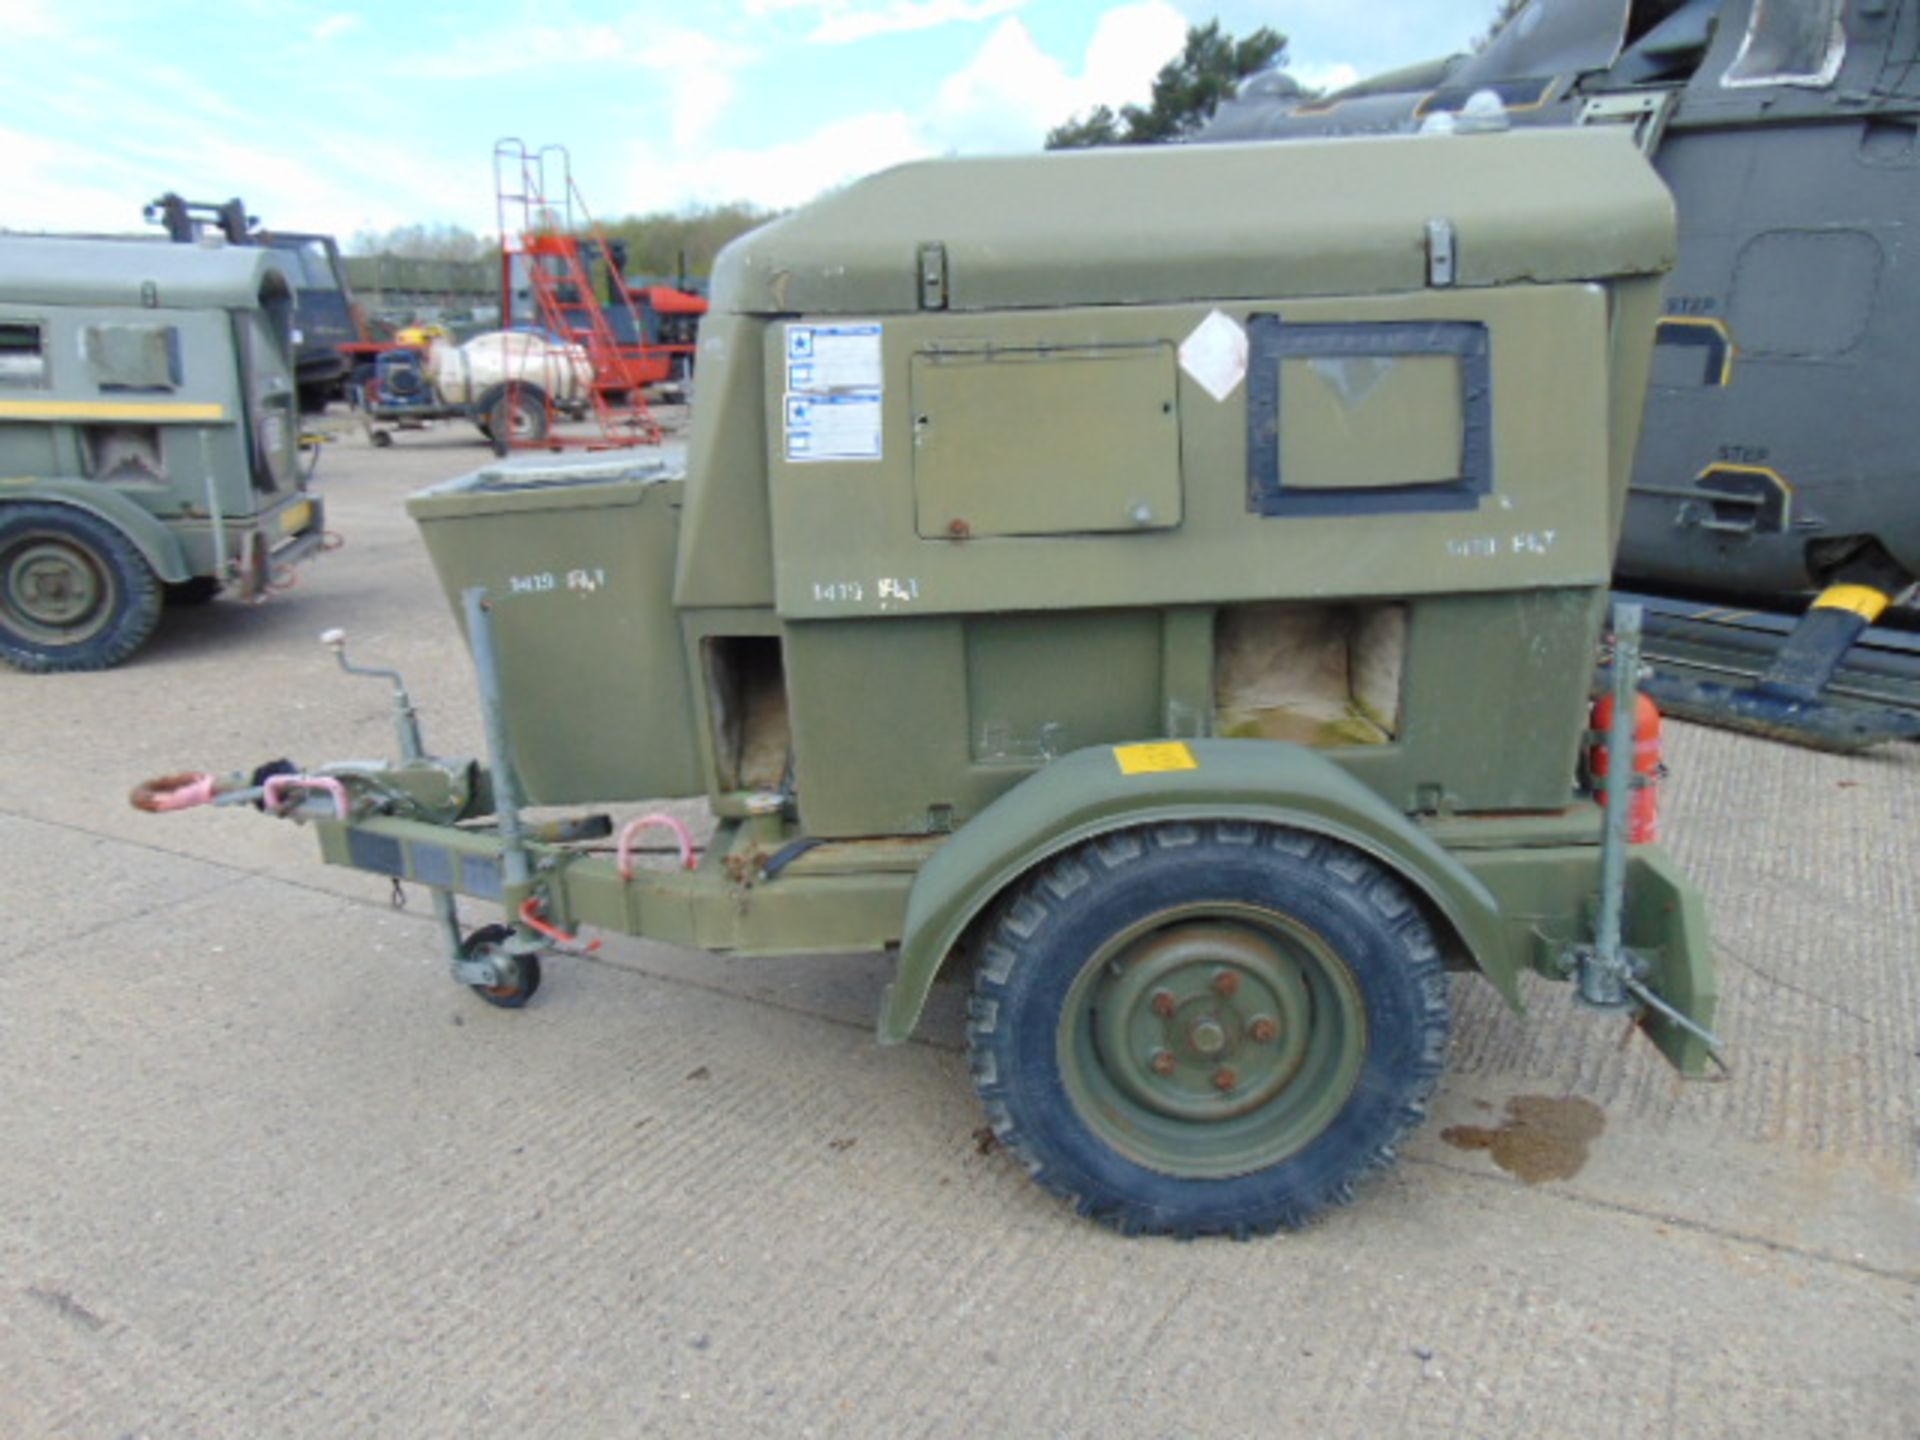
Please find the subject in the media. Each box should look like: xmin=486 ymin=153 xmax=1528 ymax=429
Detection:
xmin=918 ymin=242 xmax=949 ymax=310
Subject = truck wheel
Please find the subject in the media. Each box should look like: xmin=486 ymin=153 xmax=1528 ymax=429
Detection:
xmin=967 ymin=822 xmax=1449 ymax=1236
xmin=462 ymin=923 xmax=542 ymax=1009
xmin=487 ymin=387 xmax=549 ymax=456
xmin=0 ymin=504 xmax=162 ymax=672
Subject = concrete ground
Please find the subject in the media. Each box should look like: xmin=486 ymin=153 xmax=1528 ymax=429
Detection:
xmin=1 ymin=412 xmax=1914 ymax=1439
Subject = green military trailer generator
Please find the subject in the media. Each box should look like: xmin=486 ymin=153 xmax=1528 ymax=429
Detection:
xmin=0 ymin=236 xmax=327 ymax=671
xmin=139 ymin=126 xmax=1719 ymax=1236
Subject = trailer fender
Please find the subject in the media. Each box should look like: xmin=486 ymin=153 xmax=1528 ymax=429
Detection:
xmin=0 ymin=482 xmax=191 ymax=582
xmin=878 ymin=739 xmax=1515 ymax=1045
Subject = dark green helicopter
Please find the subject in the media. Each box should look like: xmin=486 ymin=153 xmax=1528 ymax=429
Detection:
xmin=1202 ymin=0 xmax=1920 ymax=747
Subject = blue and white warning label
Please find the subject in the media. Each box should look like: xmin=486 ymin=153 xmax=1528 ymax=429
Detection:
xmin=784 ymin=393 xmax=882 ymax=461
xmin=784 ymin=322 xmax=882 ymax=463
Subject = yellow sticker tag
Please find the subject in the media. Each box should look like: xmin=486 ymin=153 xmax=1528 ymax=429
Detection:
xmin=1114 ymin=742 xmax=1198 ymax=775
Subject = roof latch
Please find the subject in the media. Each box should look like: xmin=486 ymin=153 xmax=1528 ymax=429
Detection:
xmin=1426 ymin=219 xmax=1456 ymax=288
xmin=918 ymin=242 xmax=949 ymax=311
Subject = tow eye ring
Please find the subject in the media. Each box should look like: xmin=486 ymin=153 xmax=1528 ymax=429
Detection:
xmin=129 ymin=771 xmax=218 ymax=813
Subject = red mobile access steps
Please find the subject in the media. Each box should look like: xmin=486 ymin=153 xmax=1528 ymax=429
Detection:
xmin=492 ymin=140 xmax=704 ymax=452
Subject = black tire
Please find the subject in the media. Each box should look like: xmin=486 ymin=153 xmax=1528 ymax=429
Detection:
xmin=462 ymin=923 xmax=542 ymax=1009
xmin=486 ymin=386 xmax=550 ymax=457
xmin=968 ymin=822 xmax=1449 ymax=1237
xmin=164 ymin=576 xmax=224 ymax=607
xmin=0 ymin=503 xmax=162 ymax=673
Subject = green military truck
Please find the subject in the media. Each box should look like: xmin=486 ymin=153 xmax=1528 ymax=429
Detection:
xmin=0 ymin=236 xmax=327 ymax=671
xmin=140 ymin=126 xmax=1718 ymax=1236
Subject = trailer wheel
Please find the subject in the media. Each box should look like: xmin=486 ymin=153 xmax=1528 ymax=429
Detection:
xmin=462 ymin=923 xmax=543 ymax=1009
xmin=967 ymin=822 xmax=1449 ymax=1237
xmin=486 ymin=387 xmax=550 ymax=456
xmin=0 ymin=503 xmax=162 ymax=672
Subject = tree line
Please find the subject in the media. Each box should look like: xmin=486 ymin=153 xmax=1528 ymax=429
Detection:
xmin=350 ymin=203 xmax=780 ymax=287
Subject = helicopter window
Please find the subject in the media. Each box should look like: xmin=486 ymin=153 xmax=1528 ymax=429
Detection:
xmin=1453 ymin=0 xmax=1631 ymax=87
xmin=1721 ymin=0 xmax=1845 ymax=88
xmin=1610 ymin=0 xmax=1719 ymax=85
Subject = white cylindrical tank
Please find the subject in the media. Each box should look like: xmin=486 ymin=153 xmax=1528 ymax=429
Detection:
xmin=428 ymin=331 xmax=593 ymax=407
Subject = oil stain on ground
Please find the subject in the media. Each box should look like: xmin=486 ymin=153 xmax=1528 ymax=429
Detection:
xmin=1441 ymin=1095 xmax=1606 ymax=1183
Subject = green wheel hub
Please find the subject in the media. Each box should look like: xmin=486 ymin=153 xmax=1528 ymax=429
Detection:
xmin=1060 ymin=903 xmax=1368 ymax=1179
xmin=3 ymin=533 xmax=113 ymax=644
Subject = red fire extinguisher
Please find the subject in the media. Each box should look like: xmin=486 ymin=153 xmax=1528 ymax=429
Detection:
xmin=1589 ymin=692 xmax=1662 ymax=843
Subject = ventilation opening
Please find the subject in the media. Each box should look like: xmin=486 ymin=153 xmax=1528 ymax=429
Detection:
xmin=82 ymin=425 xmax=167 ymax=484
xmin=0 ymin=322 xmax=46 ymax=388
xmin=1214 ymin=602 xmax=1407 ymax=746
xmin=703 ymin=635 xmax=791 ymax=792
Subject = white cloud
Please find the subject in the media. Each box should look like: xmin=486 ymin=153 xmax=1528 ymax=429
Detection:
xmin=1289 ymin=60 xmax=1360 ymax=94
xmin=625 ymin=111 xmax=928 ymax=212
xmin=0 ymin=51 xmax=488 ymax=241
xmin=656 ymin=33 xmax=747 ymax=152
xmin=925 ymin=18 xmax=1069 ymax=152
xmin=616 ymin=0 xmax=1194 ymax=210
xmin=925 ymin=3 xmax=1188 ymax=152
xmin=813 ymin=0 xmax=1025 ymax=45
xmin=742 ymin=0 xmax=1026 ymax=45
xmin=310 ymin=13 xmax=361 ymax=43
xmin=0 ymin=127 xmax=137 ymax=233
xmin=1079 ymin=0 xmax=1191 ymax=102
xmin=410 ymin=20 xmax=751 ymax=82
xmin=0 ymin=0 xmax=60 ymax=39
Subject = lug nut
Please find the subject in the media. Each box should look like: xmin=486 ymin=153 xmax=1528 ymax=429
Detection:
xmin=1249 ymin=1016 xmax=1279 ymax=1044
xmin=1150 ymin=989 xmax=1178 ymax=1018
xmin=1212 ymin=970 xmax=1241 ymax=998
xmin=1212 ymin=1067 xmax=1237 ymax=1092
xmin=1150 ymin=1049 xmax=1177 ymax=1076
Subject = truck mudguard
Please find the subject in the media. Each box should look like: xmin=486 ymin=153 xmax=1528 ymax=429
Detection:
xmin=878 ymin=739 xmax=1515 ymax=1044
xmin=1 ymin=479 xmax=192 ymax=583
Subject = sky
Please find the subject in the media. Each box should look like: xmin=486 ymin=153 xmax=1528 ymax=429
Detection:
xmin=0 ymin=1 xmax=1494 ymax=243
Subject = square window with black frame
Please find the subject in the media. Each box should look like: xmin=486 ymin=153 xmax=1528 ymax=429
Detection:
xmin=1246 ymin=316 xmax=1492 ymax=518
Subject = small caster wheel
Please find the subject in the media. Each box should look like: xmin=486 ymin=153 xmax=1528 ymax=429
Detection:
xmin=370 ymin=429 xmax=393 ymax=449
xmin=462 ymin=923 xmax=542 ymax=1009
